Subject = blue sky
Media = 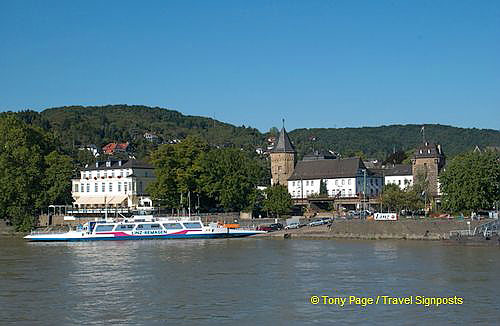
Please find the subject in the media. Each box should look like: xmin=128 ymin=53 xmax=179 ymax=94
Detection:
xmin=1 ymin=0 xmax=499 ymax=131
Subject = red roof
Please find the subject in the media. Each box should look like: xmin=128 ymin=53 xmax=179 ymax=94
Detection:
xmin=102 ymin=142 xmax=129 ymax=154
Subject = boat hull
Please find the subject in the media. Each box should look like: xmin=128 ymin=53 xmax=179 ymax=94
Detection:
xmin=24 ymin=231 xmax=264 ymax=242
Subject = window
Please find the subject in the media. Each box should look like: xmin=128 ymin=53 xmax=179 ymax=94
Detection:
xmin=335 ymin=180 xmax=338 ymax=186
xmin=132 ymin=182 xmax=135 ymax=191
xmin=163 ymin=223 xmax=183 ymax=230
xmin=139 ymin=181 xmax=143 ymax=193
xmin=306 ymin=181 xmax=309 ymax=186
xmin=342 ymin=179 xmax=345 ymax=185
xmin=102 ymin=183 xmax=105 ymax=192
xmin=419 ymin=150 xmax=423 ymax=154
xmin=80 ymin=184 xmax=84 ymax=192
xmin=292 ymin=181 xmax=295 ymax=187
xmin=120 ymin=170 xmax=123 ymax=177
xmin=427 ymin=149 xmax=431 ymax=154
xmin=124 ymin=182 xmax=128 ymax=192
xmin=97 ymin=171 xmax=100 ymax=178
xmin=111 ymin=171 xmax=115 ymax=178
xmin=348 ymin=179 xmax=351 ymax=185
xmin=398 ymin=180 xmax=401 ymax=185
xmin=104 ymin=172 xmax=107 ymax=178
xmin=74 ymin=184 xmax=79 ymax=192
xmin=137 ymin=224 xmax=161 ymax=231
xmin=86 ymin=184 xmax=90 ymax=192
xmin=95 ymin=225 xmax=115 ymax=232
xmin=109 ymin=183 xmax=112 ymax=192
xmin=183 ymin=222 xmax=202 ymax=229
xmin=115 ymin=224 xmax=134 ymax=231
xmin=118 ymin=182 xmax=122 ymax=192
xmin=95 ymin=183 xmax=98 ymax=192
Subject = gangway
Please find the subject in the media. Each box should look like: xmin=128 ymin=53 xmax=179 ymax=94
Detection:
xmin=473 ymin=219 xmax=500 ymax=237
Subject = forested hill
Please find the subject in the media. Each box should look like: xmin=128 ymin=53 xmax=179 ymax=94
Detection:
xmin=289 ymin=124 xmax=500 ymax=159
xmin=7 ymin=105 xmax=500 ymax=160
xmin=13 ymin=105 xmax=265 ymax=158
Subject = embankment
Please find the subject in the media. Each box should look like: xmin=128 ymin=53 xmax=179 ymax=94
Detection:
xmin=262 ymin=219 xmax=485 ymax=240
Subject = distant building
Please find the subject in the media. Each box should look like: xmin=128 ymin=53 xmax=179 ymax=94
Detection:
xmin=71 ymin=159 xmax=155 ymax=210
xmin=79 ymin=144 xmax=100 ymax=157
xmin=287 ymin=157 xmax=383 ymax=199
xmin=411 ymin=142 xmax=445 ymax=197
xmin=102 ymin=142 xmax=129 ymax=155
xmin=270 ymin=127 xmax=296 ymax=186
xmin=383 ymin=164 xmax=413 ymax=189
xmin=144 ymin=132 xmax=158 ymax=142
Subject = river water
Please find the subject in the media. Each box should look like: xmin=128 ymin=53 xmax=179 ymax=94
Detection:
xmin=0 ymin=237 xmax=498 ymax=325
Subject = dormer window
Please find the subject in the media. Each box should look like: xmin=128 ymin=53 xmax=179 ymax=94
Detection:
xmin=106 ymin=161 xmax=111 ymax=167
xmin=419 ymin=150 xmax=423 ymax=154
xmin=427 ymin=149 xmax=431 ymax=154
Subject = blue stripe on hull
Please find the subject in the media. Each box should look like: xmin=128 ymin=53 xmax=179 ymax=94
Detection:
xmin=27 ymin=233 xmax=258 ymax=242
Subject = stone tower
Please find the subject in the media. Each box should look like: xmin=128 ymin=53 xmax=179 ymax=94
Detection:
xmin=411 ymin=142 xmax=445 ymax=197
xmin=270 ymin=127 xmax=297 ymax=186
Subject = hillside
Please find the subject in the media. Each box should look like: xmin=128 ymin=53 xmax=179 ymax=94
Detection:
xmin=7 ymin=105 xmax=500 ymax=161
xmin=290 ymin=124 xmax=500 ymax=159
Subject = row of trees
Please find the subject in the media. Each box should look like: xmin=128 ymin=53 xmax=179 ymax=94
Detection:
xmin=147 ymin=136 xmax=292 ymax=217
xmin=0 ymin=115 xmax=74 ymax=231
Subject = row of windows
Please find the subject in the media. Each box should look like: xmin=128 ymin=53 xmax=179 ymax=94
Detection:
xmin=291 ymin=178 xmax=381 ymax=187
xmin=74 ymin=182 xmax=143 ymax=193
xmin=291 ymin=187 xmax=380 ymax=198
xmin=386 ymin=179 xmax=411 ymax=186
xmin=81 ymin=170 xmax=152 ymax=179
xmin=94 ymin=222 xmax=202 ymax=232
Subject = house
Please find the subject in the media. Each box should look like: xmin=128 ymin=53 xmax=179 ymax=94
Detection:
xmin=144 ymin=132 xmax=158 ymax=142
xmin=383 ymin=164 xmax=413 ymax=189
xmin=102 ymin=142 xmax=129 ymax=155
xmin=79 ymin=144 xmax=100 ymax=157
xmin=287 ymin=157 xmax=383 ymax=199
xmin=71 ymin=159 xmax=155 ymax=210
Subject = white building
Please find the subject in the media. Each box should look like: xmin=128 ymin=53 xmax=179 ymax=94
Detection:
xmin=72 ymin=160 xmax=155 ymax=210
xmin=287 ymin=157 xmax=383 ymax=199
xmin=383 ymin=164 xmax=413 ymax=189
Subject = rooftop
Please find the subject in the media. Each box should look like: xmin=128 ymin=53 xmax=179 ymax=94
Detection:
xmin=288 ymin=157 xmax=372 ymax=181
xmin=82 ymin=159 xmax=153 ymax=171
xmin=271 ymin=127 xmax=296 ymax=153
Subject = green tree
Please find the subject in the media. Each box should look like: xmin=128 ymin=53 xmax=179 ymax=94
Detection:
xmin=319 ymin=179 xmax=328 ymax=196
xmin=42 ymin=151 xmax=74 ymax=206
xmin=147 ymin=136 xmax=208 ymax=210
xmin=440 ymin=151 xmax=500 ymax=213
xmin=0 ymin=115 xmax=54 ymax=230
xmin=196 ymin=148 xmax=265 ymax=212
xmin=381 ymin=184 xmax=406 ymax=213
xmin=263 ymin=185 xmax=293 ymax=217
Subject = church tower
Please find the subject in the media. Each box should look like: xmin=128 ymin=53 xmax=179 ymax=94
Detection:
xmin=411 ymin=142 xmax=445 ymax=197
xmin=270 ymin=127 xmax=296 ymax=187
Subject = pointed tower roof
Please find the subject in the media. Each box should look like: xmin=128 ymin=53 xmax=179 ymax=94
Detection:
xmin=272 ymin=127 xmax=296 ymax=153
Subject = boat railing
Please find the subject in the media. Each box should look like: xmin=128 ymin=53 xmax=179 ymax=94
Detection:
xmin=449 ymin=230 xmax=471 ymax=237
xmin=30 ymin=230 xmax=69 ymax=235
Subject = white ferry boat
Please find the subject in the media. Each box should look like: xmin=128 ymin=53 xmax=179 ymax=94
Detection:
xmin=24 ymin=215 xmax=266 ymax=242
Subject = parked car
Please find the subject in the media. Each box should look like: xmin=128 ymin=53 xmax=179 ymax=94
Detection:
xmin=257 ymin=223 xmax=283 ymax=232
xmin=269 ymin=223 xmax=284 ymax=230
xmin=285 ymin=222 xmax=300 ymax=229
xmin=308 ymin=218 xmax=331 ymax=227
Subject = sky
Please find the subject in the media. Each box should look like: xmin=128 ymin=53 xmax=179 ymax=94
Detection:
xmin=1 ymin=0 xmax=499 ymax=132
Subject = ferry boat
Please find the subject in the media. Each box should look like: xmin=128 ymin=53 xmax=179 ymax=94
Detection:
xmin=24 ymin=215 xmax=266 ymax=242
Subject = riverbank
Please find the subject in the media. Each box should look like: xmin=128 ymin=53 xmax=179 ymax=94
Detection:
xmin=258 ymin=219 xmax=486 ymax=241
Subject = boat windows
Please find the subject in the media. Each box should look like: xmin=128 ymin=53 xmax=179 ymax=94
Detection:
xmin=163 ymin=223 xmax=183 ymax=230
xmin=115 ymin=224 xmax=134 ymax=231
xmin=95 ymin=225 xmax=115 ymax=232
xmin=137 ymin=223 xmax=162 ymax=231
xmin=182 ymin=222 xmax=202 ymax=229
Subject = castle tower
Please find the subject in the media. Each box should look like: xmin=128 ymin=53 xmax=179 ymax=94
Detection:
xmin=270 ymin=127 xmax=296 ymax=186
xmin=411 ymin=142 xmax=445 ymax=197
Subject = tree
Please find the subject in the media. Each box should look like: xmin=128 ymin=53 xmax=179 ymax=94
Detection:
xmin=0 ymin=115 xmax=57 ymax=230
xmin=42 ymin=151 xmax=75 ymax=206
xmin=263 ymin=185 xmax=293 ymax=217
xmin=196 ymin=148 xmax=266 ymax=212
xmin=440 ymin=151 xmax=500 ymax=213
xmin=319 ymin=179 xmax=328 ymax=196
xmin=147 ymin=136 xmax=208 ymax=210
xmin=381 ymin=184 xmax=406 ymax=213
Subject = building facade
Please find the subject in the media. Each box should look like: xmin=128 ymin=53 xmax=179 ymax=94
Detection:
xmin=270 ymin=127 xmax=297 ymax=186
xmin=71 ymin=160 xmax=155 ymax=210
xmin=383 ymin=164 xmax=413 ymax=189
xmin=287 ymin=157 xmax=383 ymax=199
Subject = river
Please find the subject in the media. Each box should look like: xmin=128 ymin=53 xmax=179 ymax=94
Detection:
xmin=0 ymin=237 xmax=498 ymax=325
